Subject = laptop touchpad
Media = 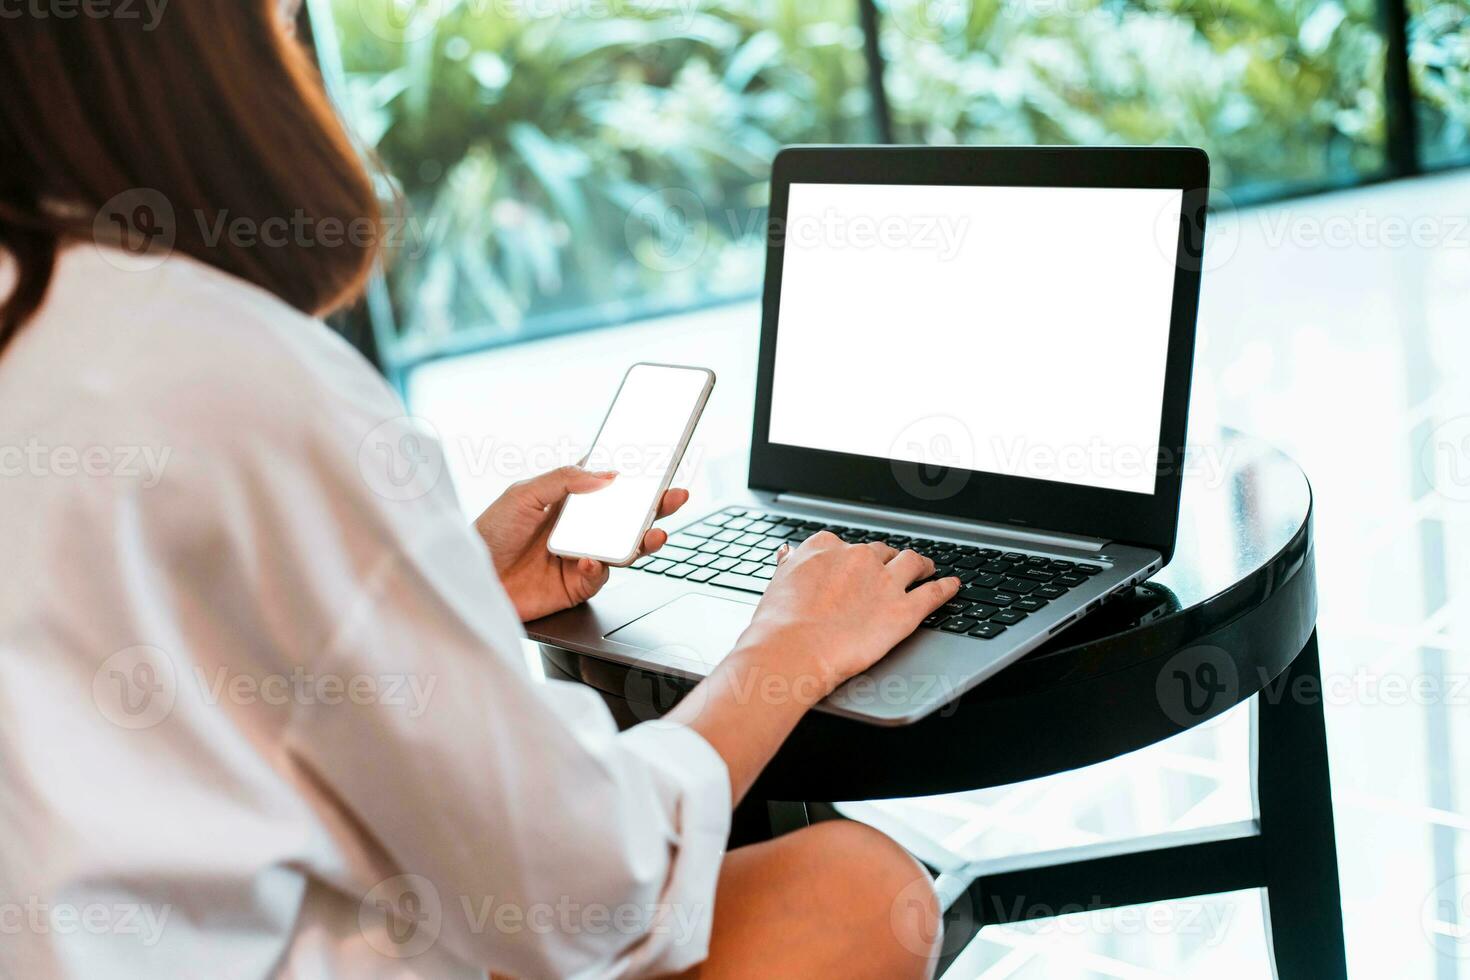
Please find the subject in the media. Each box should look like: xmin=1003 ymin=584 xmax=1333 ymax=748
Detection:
xmin=606 ymin=594 xmax=756 ymax=671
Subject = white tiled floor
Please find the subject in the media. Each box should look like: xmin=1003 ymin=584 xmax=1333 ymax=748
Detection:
xmin=409 ymin=169 xmax=1470 ymax=978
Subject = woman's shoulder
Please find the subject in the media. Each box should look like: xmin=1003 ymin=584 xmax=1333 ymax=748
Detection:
xmin=2 ymin=243 xmax=401 ymax=452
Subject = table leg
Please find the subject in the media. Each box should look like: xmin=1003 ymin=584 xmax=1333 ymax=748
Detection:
xmin=723 ymin=632 xmax=1348 ymax=978
xmin=767 ymin=801 xmax=812 ymax=837
xmin=1256 ymin=630 xmax=1348 ymax=980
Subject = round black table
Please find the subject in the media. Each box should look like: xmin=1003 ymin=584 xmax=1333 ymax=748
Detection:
xmin=541 ymin=430 xmax=1346 ymax=979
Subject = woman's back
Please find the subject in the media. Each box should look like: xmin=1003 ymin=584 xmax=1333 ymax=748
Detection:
xmin=0 ymin=243 xmax=489 ymax=976
xmin=0 ymin=9 xmax=947 ymax=977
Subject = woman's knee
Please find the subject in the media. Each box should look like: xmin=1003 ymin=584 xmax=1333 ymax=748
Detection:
xmin=795 ymin=821 xmax=941 ymax=976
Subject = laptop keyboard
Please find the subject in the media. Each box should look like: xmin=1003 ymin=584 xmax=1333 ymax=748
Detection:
xmin=629 ymin=507 xmax=1106 ymax=640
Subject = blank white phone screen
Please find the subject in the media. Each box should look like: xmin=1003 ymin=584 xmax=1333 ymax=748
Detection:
xmin=549 ymin=364 xmax=710 ymax=563
xmin=767 ymin=182 xmax=1183 ymax=495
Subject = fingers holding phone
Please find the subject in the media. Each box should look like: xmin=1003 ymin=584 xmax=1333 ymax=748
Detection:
xmin=562 ymin=484 xmax=691 ymax=597
xmin=636 ymin=486 xmax=690 ymax=558
xmin=477 ymin=462 xmax=692 ymax=622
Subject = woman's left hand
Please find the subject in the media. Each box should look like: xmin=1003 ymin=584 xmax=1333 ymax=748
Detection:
xmin=475 ymin=465 xmax=690 ymax=622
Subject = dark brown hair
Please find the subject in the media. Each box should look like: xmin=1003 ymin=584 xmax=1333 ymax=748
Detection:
xmin=0 ymin=0 xmax=380 ymax=350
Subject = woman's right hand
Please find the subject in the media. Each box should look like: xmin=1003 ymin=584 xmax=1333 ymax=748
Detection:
xmin=733 ymin=531 xmax=963 ymax=700
xmin=670 ymin=531 xmax=962 ymax=803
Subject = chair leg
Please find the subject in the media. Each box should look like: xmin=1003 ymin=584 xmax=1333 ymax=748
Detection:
xmin=1256 ymin=631 xmax=1348 ymax=979
xmin=767 ymin=801 xmax=812 ymax=837
xmin=726 ymin=798 xmax=814 ymax=846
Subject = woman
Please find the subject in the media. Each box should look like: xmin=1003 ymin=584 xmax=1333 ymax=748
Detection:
xmin=0 ymin=3 xmax=960 ymax=977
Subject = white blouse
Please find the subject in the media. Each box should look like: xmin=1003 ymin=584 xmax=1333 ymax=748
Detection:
xmin=0 ymin=245 xmax=730 ymax=978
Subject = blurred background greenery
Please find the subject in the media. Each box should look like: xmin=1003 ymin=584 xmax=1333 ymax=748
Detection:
xmin=315 ymin=0 xmax=1467 ymax=366
xmin=1412 ymin=0 xmax=1470 ymax=163
xmin=879 ymin=0 xmax=1386 ymax=189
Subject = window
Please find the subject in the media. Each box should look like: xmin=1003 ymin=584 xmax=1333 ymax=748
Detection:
xmin=317 ymin=0 xmax=873 ymax=365
xmin=1411 ymin=0 xmax=1470 ymax=165
xmin=878 ymin=0 xmax=1389 ymax=192
xmin=310 ymin=0 xmax=1467 ymax=370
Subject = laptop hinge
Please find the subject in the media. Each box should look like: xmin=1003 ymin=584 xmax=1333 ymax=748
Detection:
xmin=772 ymin=493 xmax=1110 ymax=553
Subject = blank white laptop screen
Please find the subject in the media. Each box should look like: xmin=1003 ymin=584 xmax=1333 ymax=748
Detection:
xmin=766 ymin=182 xmax=1183 ymax=495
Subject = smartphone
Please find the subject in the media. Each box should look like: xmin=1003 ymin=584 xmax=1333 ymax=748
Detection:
xmin=548 ymin=363 xmax=716 ymax=566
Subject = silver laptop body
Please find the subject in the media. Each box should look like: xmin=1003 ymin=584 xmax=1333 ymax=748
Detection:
xmin=528 ymin=146 xmax=1208 ymax=726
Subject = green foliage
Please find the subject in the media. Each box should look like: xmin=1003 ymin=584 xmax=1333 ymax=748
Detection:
xmin=1410 ymin=0 xmax=1470 ymax=163
xmin=878 ymin=0 xmax=1388 ymax=189
xmin=324 ymin=0 xmax=1462 ymax=358
xmin=330 ymin=0 xmax=870 ymax=355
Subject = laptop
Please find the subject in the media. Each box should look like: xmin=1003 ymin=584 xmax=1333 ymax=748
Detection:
xmin=528 ymin=145 xmax=1209 ymax=725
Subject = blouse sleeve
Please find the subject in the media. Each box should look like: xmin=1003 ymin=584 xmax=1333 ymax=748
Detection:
xmin=238 ymin=383 xmax=730 ymax=978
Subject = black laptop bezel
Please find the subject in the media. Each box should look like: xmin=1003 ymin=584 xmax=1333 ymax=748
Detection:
xmin=748 ymin=145 xmax=1208 ymax=563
